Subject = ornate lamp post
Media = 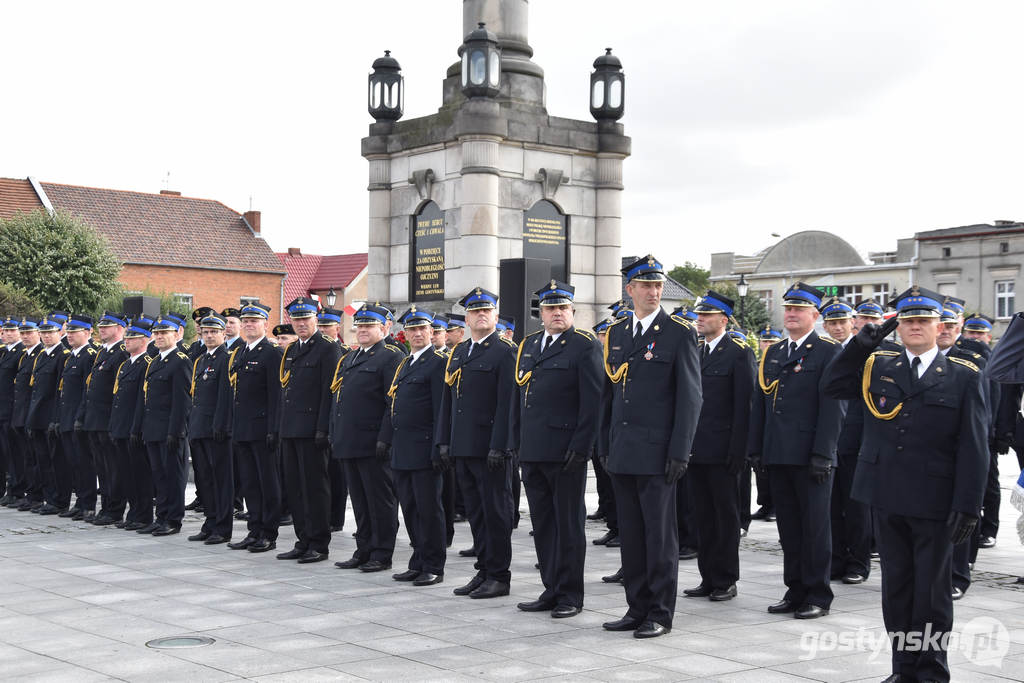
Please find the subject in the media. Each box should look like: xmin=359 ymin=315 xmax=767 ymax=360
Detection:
xmin=590 ymin=48 xmax=625 ymax=121
xmin=368 ymin=50 xmax=404 ymax=121
xmin=460 ymin=22 xmax=501 ymax=99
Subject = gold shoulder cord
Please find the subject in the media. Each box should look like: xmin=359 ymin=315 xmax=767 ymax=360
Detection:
xmin=444 ymin=344 xmax=463 ymax=395
xmin=862 ymin=352 xmax=902 ymax=420
xmin=143 ymin=355 xmax=156 ymax=402
xmin=190 ymin=355 xmax=202 ymax=397
xmin=228 ymin=348 xmax=240 ymax=391
xmin=387 ymin=356 xmax=409 ymax=415
xmin=278 ymin=346 xmax=291 ymax=388
xmin=757 ymin=349 xmax=778 ymax=396
xmin=112 ymin=360 xmax=126 ymax=395
xmin=514 ymin=339 xmax=532 ymax=387
xmin=603 ymin=331 xmax=628 ymax=384
xmin=29 ymin=351 xmax=42 ymax=387
xmin=330 ymin=355 xmax=345 ymax=394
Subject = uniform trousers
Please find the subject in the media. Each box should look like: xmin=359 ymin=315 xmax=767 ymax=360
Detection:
xmin=60 ymin=431 xmax=96 ymax=512
xmin=0 ymin=420 xmax=7 ymax=497
xmin=146 ymin=439 xmax=185 ymax=527
xmin=675 ymin=475 xmax=698 ymax=550
xmin=457 ymin=457 xmax=513 ymax=584
xmin=343 ymin=456 xmax=398 ymax=563
xmin=328 ymin=457 xmax=347 ymax=528
xmin=441 ymin=467 xmax=455 ymax=546
xmin=739 ymin=465 xmax=752 ymax=530
xmin=192 ymin=438 xmax=234 ymax=538
xmin=19 ymin=428 xmax=44 ymax=502
xmin=876 ymin=510 xmax=955 ymax=682
xmin=88 ymin=430 xmax=124 ymax=518
xmin=979 ymin=446 xmax=1000 ymax=538
xmin=235 ymin=439 xmax=281 ymax=543
xmin=186 ymin=438 xmax=205 ymax=508
xmin=688 ymin=463 xmax=740 ymax=589
xmin=610 ymin=472 xmax=678 ymax=628
xmin=755 ymin=467 xmax=774 ymax=511
xmin=831 ymin=452 xmax=872 ymax=578
xmin=394 ymin=467 xmax=446 ymax=574
xmin=591 ymin=451 xmax=615 ymax=521
xmin=116 ymin=438 xmax=152 ymax=525
xmin=32 ymin=430 xmax=71 ymax=509
xmin=1 ymin=421 xmax=25 ymax=498
xmin=281 ymin=437 xmax=328 ymax=552
xmin=769 ymin=464 xmax=834 ymax=609
xmin=522 ymin=460 xmax=587 ymax=608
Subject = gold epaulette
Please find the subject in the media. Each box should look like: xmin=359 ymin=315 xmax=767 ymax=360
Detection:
xmin=433 ymin=349 xmax=448 ymax=359
xmin=499 ymin=337 xmax=515 ymax=348
xmin=669 ymin=314 xmax=692 ymax=329
xmin=819 ymin=336 xmax=839 ymax=345
xmin=86 ymin=347 xmax=97 ymax=355
xmin=384 ymin=343 xmax=404 ymax=354
xmin=143 ymin=355 xmax=153 ymax=364
xmin=61 ymin=348 xmax=70 ymax=355
xmin=321 ymin=333 xmax=334 ymax=343
xmin=730 ymin=336 xmax=747 ymax=348
xmin=948 ymin=357 xmax=979 ymax=372
xmin=872 ymin=350 xmax=900 ymax=357
xmin=119 ymin=342 xmax=126 ymax=352
xmin=573 ymin=328 xmax=596 ymax=341
xmin=176 ymin=351 xmax=188 ymax=360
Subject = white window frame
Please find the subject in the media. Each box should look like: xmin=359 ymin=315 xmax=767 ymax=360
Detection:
xmin=995 ymin=280 xmax=1015 ymax=319
xmin=172 ymin=293 xmax=193 ymax=311
xmin=872 ymin=283 xmax=889 ymax=305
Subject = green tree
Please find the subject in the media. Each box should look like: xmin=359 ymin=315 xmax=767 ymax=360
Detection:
xmin=668 ymin=261 xmax=710 ymax=295
xmin=0 ymin=281 xmax=44 ymax=318
xmin=0 ymin=209 xmax=121 ymax=317
xmin=716 ymin=283 xmax=770 ymax=334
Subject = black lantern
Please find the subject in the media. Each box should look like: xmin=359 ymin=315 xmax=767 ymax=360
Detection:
xmin=368 ymin=50 xmax=403 ymax=121
xmin=460 ymin=22 xmax=501 ymax=99
xmin=737 ymin=273 xmax=749 ymax=298
xmin=590 ymin=48 xmax=625 ymax=121
xmin=326 ymin=287 xmax=337 ymax=307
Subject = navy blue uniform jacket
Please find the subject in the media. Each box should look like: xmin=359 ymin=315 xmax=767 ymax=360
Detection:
xmin=599 ymin=310 xmax=702 ymax=475
xmin=28 ymin=345 xmax=69 ymax=430
xmin=110 ymin=354 xmax=151 ymax=440
xmin=509 ymin=327 xmax=603 ymax=462
xmin=228 ymin=338 xmax=283 ymax=441
xmin=330 ymin=339 xmax=404 ymax=459
xmin=188 ymin=345 xmax=232 ymax=439
xmin=279 ymin=334 xmax=341 ymax=439
xmin=380 ymin=347 xmax=447 ymax=470
xmin=135 ymin=349 xmax=191 ymax=442
xmin=57 ymin=346 xmax=95 ymax=431
xmin=691 ymin=333 xmax=755 ymax=465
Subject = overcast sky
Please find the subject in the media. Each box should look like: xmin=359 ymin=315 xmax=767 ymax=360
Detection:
xmin=4 ymin=1 xmax=1023 ymax=270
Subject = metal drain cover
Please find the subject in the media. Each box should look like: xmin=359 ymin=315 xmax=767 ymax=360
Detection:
xmin=146 ymin=636 xmax=216 ymax=649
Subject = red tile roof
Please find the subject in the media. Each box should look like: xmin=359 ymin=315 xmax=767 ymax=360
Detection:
xmin=40 ymin=182 xmax=285 ymax=274
xmin=0 ymin=178 xmax=44 ymax=219
xmin=276 ymin=251 xmax=367 ymax=303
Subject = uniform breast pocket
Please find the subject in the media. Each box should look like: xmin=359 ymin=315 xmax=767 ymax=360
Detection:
xmin=923 ymin=392 xmax=959 ymax=410
xmin=468 ymin=362 xmax=492 ymax=373
xmin=545 ymin=359 xmax=569 ymax=371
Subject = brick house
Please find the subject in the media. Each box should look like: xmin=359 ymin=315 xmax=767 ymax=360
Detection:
xmin=0 ymin=177 xmax=286 ymax=323
xmin=276 ymin=248 xmax=368 ymax=345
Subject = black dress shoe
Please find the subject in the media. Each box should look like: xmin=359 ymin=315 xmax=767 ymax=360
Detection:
xmin=136 ymin=521 xmax=160 ymax=534
xmin=184 ymin=498 xmax=201 ymax=511
xmin=458 ymin=547 xmax=477 ymax=557
xmin=278 ymin=515 xmax=292 ymax=525
xmin=114 ymin=520 xmax=128 ymax=528
xmin=71 ymin=510 xmax=86 ymax=521
xmin=551 ymin=604 xmax=581 ymax=618
xmin=880 ymin=674 xmax=913 ymax=683
xmin=58 ymin=507 xmax=79 ymax=518
xmin=679 ymin=546 xmax=698 ymax=560
xmin=634 ymin=621 xmax=670 ymax=638
xmin=360 ymin=559 xmax=392 ymax=572
xmin=82 ymin=511 xmax=97 ymax=523
xmin=277 ymin=547 xmax=307 ymax=560
xmin=606 ymin=535 xmax=621 ymax=548
xmin=739 ymin=527 xmax=748 ymax=537
xmin=586 ymin=510 xmax=606 ymax=521
xmin=234 ymin=510 xmax=249 ymax=520
xmin=978 ymin=535 xmax=996 ymax=549
xmin=683 ymin=584 xmax=712 ymax=597
xmin=602 ymin=615 xmax=642 ymax=631
xmin=412 ymin=572 xmax=443 ymax=586
xmin=0 ymin=495 xmax=11 ymax=506
xmin=203 ymin=535 xmax=229 ymax=545
xmin=710 ymin=585 xmax=737 ymax=601
xmin=453 ymin=576 xmax=485 ymax=596
xmin=453 ymin=513 xmax=467 ymax=523
xmin=37 ymin=504 xmax=60 ymax=515
xmin=842 ymin=573 xmax=867 ymax=584
xmin=247 ymin=539 xmax=276 ymax=552
xmin=329 ymin=524 xmax=344 ymax=532
xmin=593 ymin=530 xmax=617 ymax=546
xmin=517 ymin=598 xmax=556 ymax=612
xmin=795 ymin=604 xmax=829 ymax=619
xmin=124 ymin=521 xmax=146 ymax=531
xmin=952 ymin=587 xmax=965 ymax=601
xmin=152 ymin=525 xmax=180 ymax=536
xmin=227 ymin=536 xmax=257 ymax=550
xmin=92 ymin=515 xmax=116 ymax=526
xmin=16 ymin=500 xmax=35 ymax=511
xmin=751 ymin=506 xmax=771 ymax=520
xmin=334 ymin=555 xmax=368 ymax=569
xmin=188 ymin=531 xmax=211 ymax=542
xmin=297 ymin=550 xmax=328 ymax=564
xmin=767 ymin=599 xmax=797 ymax=614
xmin=469 ymin=579 xmax=509 ymax=599
xmin=601 ymin=569 xmax=623 ymax=584
xmin=393 ymin=569 xmax=420 ymax=581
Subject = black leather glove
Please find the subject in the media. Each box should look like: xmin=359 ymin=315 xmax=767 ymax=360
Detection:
xmin=948 ymin=510 xmax=978 ymax=545
xmin=599 ymin=454 xmax=609 ymax=470
xmin=508 ymin=448 xmax=519 ymax=464
xmin=665 ymin=458 xmax=688 ymax=485
xmin=166 ymin=434 xmax=180 ymax=451
xmin=73 ymin=420 xmax=83 ymax=433
xmin=315 ymin=431 xmax=329 ymax=450
xmin=748 ymin=454 xmax=764 ymax=474
xmin=214 ymin=430 xmax=228 ymax=443
xmin=375 ymin=440 xmax=391 ymax=461
xmin=437 ymin=444 xmax=452 ymax=471
xmin=727 ymin=451 xmax=745 ymax=476
xmin=993 ymin=436 xmax=1011 ymax=455
xmin=487 ymin=448 xmax=508 ymax=471
xmin=130 ymin=433 xmax=141 ymax=447
xmin=809 ymin=454 xmax=832 ymax=484
xmin=853 ymin=316 xmax=900 ymax=352
xmin=266 ymin=432 xmax=278 ymax=451
xmin=48 ymin=422 xmax=59 ymax=437
xmin=562 ymin=449 xmax=586 ymax=472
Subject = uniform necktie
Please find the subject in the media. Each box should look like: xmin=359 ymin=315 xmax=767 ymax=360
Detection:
xmin=702 ymin=343 xmax=709 ymax=360
xmin=634 ymin=322 xmax=643 ymax=339
xmin=467 ymin=342 xmax=475 ymax=359
xmin=911 ymin=356 xmax=921 ymax=381
xmin=543 ymin=335 xmax=552 ymax=353
xmin=789 ymin=341 xmax=797 ymax=358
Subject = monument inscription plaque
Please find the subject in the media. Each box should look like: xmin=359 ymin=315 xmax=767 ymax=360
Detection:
xmin=410 ymin=201 xmax=445 ymax=301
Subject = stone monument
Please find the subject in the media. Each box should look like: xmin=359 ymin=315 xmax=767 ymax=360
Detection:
xmin=362 ymin=0 xmax=630 ymax=331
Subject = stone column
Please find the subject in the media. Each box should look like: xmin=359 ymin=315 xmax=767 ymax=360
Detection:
xmin=595 ymin=153 xmax=624 ymax=315
xmin=454 ymin=135 xmax=501 ymax=296
xmin=367 ymin=155 xmax=391 ymax=302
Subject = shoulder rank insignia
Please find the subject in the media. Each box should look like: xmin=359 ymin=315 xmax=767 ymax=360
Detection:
xmin=819 ymin=336 xmax=838 ymax=344
xmin=87 ymin=347 xmax=97 ymax=355
xmin=948 ymin=357 xmax=979 ymax=372
xmin=321 ymin=333 xmax=333 ymax=342
xmin=176 ymin=351 xmax=188 ymax=360
xmin=384 ymin=343 xmax=404 ymax=354
xmin=870 ymin=349 xmax=900 ymax=357
xmin=730 ymin=335 xmax=747 ymax=348
xmin=573 ymin=328 xmax=596 ymax=341
xmin=499 ymin=337 xmax=515 ymax=348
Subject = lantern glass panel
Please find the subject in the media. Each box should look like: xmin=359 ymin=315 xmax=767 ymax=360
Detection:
xmin=488 ymin=51 xmax=500 ymax=87
xmin=609 ymin=79 xmax=622 ymax=109
xmin=387 ymin=81 xmax=398 ymax=108
xmin=592 ymin=79 xmax=605 ymax=109
xmin=371 ymin=81 xmax=381 ymax=108
xmin=462 ymin=52 xmax=469 ymax=87
xmin=470 ymin=50 xmax=486 ymax=85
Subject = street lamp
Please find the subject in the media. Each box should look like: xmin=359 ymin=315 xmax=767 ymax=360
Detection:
xmin=590 ymin=48 xmax=625 ymax=121
xmin=460 ymin=22 xmax=501 ymax=99
xmin=737 ymin=273 xmax=749 ymax=328
xmin=368 ymin=50 xmax=404 ymax=122
xmin=326 ymin=287 xmax=337 ymax=307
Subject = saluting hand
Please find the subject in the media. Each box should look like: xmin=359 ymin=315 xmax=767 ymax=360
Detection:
xmin=853 ymin=316 xmax=900 ymax=352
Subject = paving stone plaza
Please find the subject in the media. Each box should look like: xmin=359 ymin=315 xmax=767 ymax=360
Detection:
xmin=1 ymin=455 xmax=1022 ymax=682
